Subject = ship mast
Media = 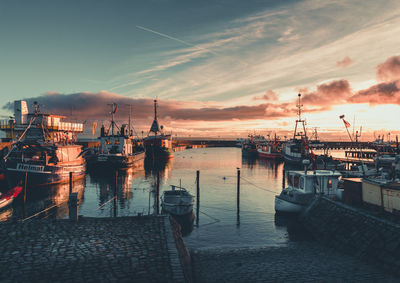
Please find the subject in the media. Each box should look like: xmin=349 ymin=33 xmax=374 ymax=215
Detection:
xmin=149 ymin=99 xmax=160 ymax=135
xmin=293 ymin=93 xmax=307 ymax=139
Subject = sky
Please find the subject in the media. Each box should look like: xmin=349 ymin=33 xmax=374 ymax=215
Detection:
xmin=1 ymin=0 xmax=400 ymax=140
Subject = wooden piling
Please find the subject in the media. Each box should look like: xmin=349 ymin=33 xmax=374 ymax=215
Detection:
xmin=196 ymin=170 xmax=200 ymax=226
xmin=156 ymin=171 xmax=160 ymax=215
xmin=23 ymin=172 xmax=27 ymax=219
xmin=236 ymin=168 xmax=240 ymax=226
xmin=282 ymin=169 xmax=286 ymax=189
xmin=114 ymin=170 xmax=118 ymax=217
xmin=69 ymin=172 xmax=73 ymax=195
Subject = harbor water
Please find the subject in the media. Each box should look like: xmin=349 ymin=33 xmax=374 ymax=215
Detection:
xmin=1 ymin=147 xmax=311 ymax=249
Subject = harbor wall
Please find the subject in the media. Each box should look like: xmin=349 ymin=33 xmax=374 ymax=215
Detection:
xmin=302 ymin=197 xmax=400 ymax=276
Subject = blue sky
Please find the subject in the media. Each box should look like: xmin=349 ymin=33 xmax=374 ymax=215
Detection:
xmin=1 ymin=0 xmax=400 ymax=138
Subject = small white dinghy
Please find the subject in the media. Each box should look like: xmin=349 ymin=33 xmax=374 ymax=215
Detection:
xmin=161 ymin=185 xmax=194 ymax=216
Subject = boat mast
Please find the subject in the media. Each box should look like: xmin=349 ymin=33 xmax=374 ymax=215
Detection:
xmin=108 ymin=103 xmax=117 ymax=136
xmin=128 ymin=104 xmax=132 ymax=137
xmin=294 ymin=93 xmax=307 ymax=139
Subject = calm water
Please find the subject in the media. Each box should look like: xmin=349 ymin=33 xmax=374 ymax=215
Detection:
xmin=1 ymin=147 xmax=311 ymax=249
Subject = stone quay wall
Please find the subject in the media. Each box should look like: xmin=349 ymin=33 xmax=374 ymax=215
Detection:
xmin=302 ymin=197 xmax=400 ymax=276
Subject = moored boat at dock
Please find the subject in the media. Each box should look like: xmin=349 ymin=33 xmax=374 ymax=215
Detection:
xmin=275 ymin=163 xmax=343 ymax=214
xmin=258 ymin=134 xmax=282 ymax=159
xmin=161 ymin=185 xmax=194 ymax=216
xmin=144 ymin=100 xmax=173 ymax=160
xmin=282 ymin=94 xmax=310 ymax=164
xmin=86 ymin=103 xmax=145 ymax=171
xmin=0 ymin=100 xmax=86 ymax=187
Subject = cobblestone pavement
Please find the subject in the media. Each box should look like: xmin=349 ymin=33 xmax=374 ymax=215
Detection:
xmin=191 ymin=242 xmax=399 ymax=282
xmin=0 ymin=216 xmax=183 ymax=282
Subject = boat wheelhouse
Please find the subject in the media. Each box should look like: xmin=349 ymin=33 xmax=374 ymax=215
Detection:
xmin=275 ymin=168 xmax=342 ymax=214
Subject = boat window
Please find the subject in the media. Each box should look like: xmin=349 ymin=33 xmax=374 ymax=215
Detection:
xmin=327 ymin=178 xmax=332 ymax=188
xmin=105 ymin=139 xmax=111 ymax=145
xmin=293 ymin=175 xmax=299 ymax=188
xmin=114 ymin=140 xmax=120 ymax=145
xmin=299 ymin=177 xmax=304 ymax=190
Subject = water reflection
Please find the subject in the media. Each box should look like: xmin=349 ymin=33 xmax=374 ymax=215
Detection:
xmin=0 ymin=148 xmax=312 ymax=250
xmin=11 ymin=178 xmax=85 ymax=221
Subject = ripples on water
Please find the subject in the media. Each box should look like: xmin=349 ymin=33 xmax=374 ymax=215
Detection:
xmin=1 ymin=147 xmax=314 ymax=249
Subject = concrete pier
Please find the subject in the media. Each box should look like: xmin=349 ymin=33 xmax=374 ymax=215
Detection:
xmin=0 ymin=216 xmax=185 ymax=282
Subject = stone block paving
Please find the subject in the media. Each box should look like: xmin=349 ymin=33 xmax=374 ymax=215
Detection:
xmin=192 ymin=242 xmax=399 ymax=282
xmin=0 ymin=216 xmax=179 ymax=283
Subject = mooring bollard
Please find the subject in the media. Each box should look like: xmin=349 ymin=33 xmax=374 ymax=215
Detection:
xmin=68 ymin=192 xmax=79 ymax=222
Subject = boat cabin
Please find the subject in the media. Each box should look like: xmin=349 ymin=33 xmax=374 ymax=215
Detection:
xmin=286 ymin=170 xmax=342 ymax=195
xmin=99 ymin=124 xmax=134 ymax=156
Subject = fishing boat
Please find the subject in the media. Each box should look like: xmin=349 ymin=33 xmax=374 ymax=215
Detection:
xmin=0 ymin=185 xmax=22 ymax=209
xmin=275 ymin=162 xmax=343 ymax=214
xmin=86 ymin=103 xmax=145 ymax=170
xmin=0 ymin=100 xmax=86 ymax=187
xmin=161 ymin=185 xmax=194 ymax=216
xmin=242 ymin=135 xmax=265 ymax=156
xmin=143 ymin=100 xmax=173 ymax=160
xmin=258 ymin=134 xmax=282 ymax=159
xmin=282 ymin=94 xmax=310 ymax=164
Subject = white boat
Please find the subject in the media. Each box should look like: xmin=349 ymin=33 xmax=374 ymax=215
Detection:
xmin=275 ymin=167 xmax=343 ymax=214
xmin=161 ymin=185 xmax=194 ymax=216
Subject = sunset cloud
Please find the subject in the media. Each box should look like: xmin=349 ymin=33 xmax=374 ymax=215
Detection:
xmin=376 ymin=55 xmax=400 ymax=82
xmin=301 ymin=80 xmax=352 ymax=107
xmin=336 ymin=56 xmax=353 ymax=68
xmin=349 ymin=80 xmax=400 ymax=105
xmin=2 ymin=91 xmax=296 ymax=123
xmin=253 ymin=90 xmax=279 ymax=101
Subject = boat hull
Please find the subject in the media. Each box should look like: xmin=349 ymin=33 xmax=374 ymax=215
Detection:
xmin=145 ymin=146 xmax=173 ymax=160
xmin=274 ymin=195 xmax=304 ymax=213
xmin=162 ymin=203 xmax=193 ymax=216
xmin=6 ymin=162 xmax=86 ymax=187
xmin=87 ymin=151 xmax=145 ymax=170
xmin=258 ymin=149 xmax=282 ymax=159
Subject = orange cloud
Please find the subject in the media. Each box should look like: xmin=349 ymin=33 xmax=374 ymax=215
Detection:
xmin=301 ymin=79 xmax=352 ymax=107
xmin=3 ymin=91 xmax=295 ymax=122
xmin=376 ymin=55 xmax=400 ymax=82
xmin=336 ymin=56 xmax=353 ymax=68
xmin=348 ymin=80 xmax=400 ymax=105
xmin=253 ymin=90 xmax=279 ymax=101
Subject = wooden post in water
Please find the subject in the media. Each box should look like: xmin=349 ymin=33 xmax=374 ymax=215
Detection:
xmin=196 ymin=170 xmax=200 ymax=226
xmin=282 ymin=169 xmax=286 ymax=189
xmin=236 ymin=168 xmax=240 ymax=226
xmin=156 ymin=171 xmax=160 ymax=215
xmin=23 ymin=172 xmax=27 ymax=219
xmin=114 ymin=170 xmax=118 ymax=217
xmin=69 ymin=172 xmax=73 ymax=195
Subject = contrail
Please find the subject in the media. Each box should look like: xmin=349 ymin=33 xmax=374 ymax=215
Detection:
xmin=136 ymin=25 xmax=218 ymax=55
